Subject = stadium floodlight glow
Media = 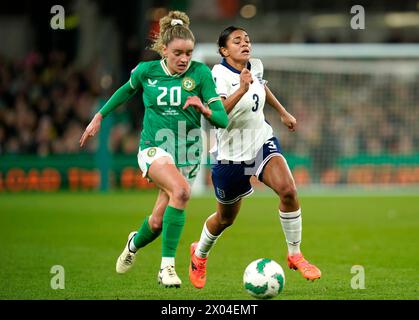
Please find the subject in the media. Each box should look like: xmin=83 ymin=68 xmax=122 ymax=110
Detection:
xmin=100 ymin=75 xmax=113 ymax=90
xmin=384 ymin=12 xmax=419 ymax=27
xmin=240 ymin=4 xmax=257 ymax=19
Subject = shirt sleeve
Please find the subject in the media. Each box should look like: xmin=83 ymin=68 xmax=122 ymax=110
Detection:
xmin=251 ymin=58 xmax=267 ymax=85
xmin=198 ymin=64 xmax=223 ymax=105
xmin=211 ymin=65 xmax=229 ymax=98
xmin=197 ymin=64 xmax=228 ymax=128
xmin=207 ymin=99 xmax=228 ymax=128
xmin=129 ymin=62 xmax=146 ymax=90
xmin=98 ymin=81 xmax=137 ymax=118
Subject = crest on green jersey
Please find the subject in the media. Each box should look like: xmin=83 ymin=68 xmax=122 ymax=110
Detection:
xmin=182 ymin=77 xmax=196 ymax=91
xmin=147 ymin=147 xmax=157 ymax=157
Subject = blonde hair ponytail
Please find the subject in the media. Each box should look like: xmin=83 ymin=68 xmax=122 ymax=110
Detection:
xmin=151 ymin=11 xmax=195 ymax=57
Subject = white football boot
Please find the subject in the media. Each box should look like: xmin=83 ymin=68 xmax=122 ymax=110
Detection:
xmin=116 ymin=231 xmax=137 ymax=274
xmin=157 ymin=265 xmax=182 ymax=288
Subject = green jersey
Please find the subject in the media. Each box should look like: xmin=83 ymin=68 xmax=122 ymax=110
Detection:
xmin=129 ymin=59 xmax=222 ymax=166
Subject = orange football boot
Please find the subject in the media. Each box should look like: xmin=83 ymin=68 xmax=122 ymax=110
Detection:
xmin=189 ymin=242 xmax=207 ymax=289
xmin=288 ymin=253 xmax=321 ymax=281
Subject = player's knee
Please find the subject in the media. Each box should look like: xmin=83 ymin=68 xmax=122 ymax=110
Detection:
xmin=219 ymin=220 xmax=234 ymax=229
xmin=172 ymin=184 xmax=191 ymax=204
xmin=277 ymin=183 xmax=297 ymax=204
xmin=217 ymin=215 xmax=235 ymax=229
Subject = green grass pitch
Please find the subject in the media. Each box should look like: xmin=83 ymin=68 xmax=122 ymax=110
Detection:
xmin=0 ymin=191 xmax=418 ymax=300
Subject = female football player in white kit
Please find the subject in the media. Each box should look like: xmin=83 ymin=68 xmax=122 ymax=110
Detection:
xmin=189 ymin=26 xmax=321 ymax=288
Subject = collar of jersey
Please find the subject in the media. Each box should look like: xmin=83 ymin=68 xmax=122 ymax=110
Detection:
xmin=160 ymin=59 xmax=191 ymax=77
xmin=221 ymin=58 xmax=251 ymax=74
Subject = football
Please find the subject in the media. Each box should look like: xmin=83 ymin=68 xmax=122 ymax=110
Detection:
xmin=243 ymin=258 xmax=285 ymax=299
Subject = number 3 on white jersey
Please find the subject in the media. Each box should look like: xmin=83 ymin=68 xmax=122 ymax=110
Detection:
xmin=157 ymin=87 xmax=181 ymax=106
xmin=266 ymin=140 xmax=276 ymax=150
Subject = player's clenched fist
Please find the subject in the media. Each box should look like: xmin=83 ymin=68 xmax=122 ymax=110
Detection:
xmin=240 ymin=68 xmax=253 ymax=93
xmin=79 ymin=112 xmax=103 ymax=147
xmin=281 ymin=112 xmax=297 ymax=132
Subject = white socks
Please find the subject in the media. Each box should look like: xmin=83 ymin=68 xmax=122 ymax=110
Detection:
xmin=161 ymin=257 xmax=175 ymax=269
xmin=193 ymin=210 xmax=302 ymax=259
xmin=128 ymin=237 xmax=138 ymax=253
xmin=279 ymin=208 xmax=302 ymax=255
xmin=195 ymin=216 xmax=220 ymax=258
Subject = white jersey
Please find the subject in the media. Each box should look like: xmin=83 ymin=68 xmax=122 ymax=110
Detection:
xmin=211 ymin=58 xmax=273 ymax=161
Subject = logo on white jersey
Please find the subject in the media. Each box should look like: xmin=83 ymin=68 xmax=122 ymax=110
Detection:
xmin=147 ymin=79 xmax=158 ymax=87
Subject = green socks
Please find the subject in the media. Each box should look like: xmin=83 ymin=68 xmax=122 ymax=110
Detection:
xmin=162 ymin=206 xmax=186 ymax=257
xmin=130 ymin=206 xmax=185 ymax=258
xmin=132 ymin=216 xmax=161 ymax=249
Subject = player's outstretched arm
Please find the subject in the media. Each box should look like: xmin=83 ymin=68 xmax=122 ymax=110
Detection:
xmin=80 ymin=81 xmax=137 ymax=147
xmin=183 ymin=96 xmax=228 ymax=128
xmin=265 ymin=84 xmax=297 ymax=132
xmin=79 ymin=112 xmax=103 ymax=147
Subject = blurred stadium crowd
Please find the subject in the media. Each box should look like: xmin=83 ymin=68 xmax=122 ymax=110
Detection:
xmin=269 ymin=69 xmax=419 ymax=157
xmin=263 ymin=67 xmax=419 ymax=181
xmin=0 ymin=50 xmax=97 ymax=155
xmin=0 ymin=49 xmax=145 ymax=156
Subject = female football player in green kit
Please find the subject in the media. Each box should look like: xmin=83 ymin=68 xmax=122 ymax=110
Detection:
xmin=80 ymin=11 xmax=228 ymax=288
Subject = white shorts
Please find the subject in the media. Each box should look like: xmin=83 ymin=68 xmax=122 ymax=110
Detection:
xmin=137 ymin=147 xmax=200 ymax=186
